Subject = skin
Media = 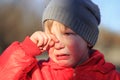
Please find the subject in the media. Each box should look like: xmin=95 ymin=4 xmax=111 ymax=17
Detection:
xmin=30 ymin=21 xmax=89 ymax=68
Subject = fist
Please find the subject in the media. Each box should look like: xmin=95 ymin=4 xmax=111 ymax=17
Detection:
xmin=30 ymin=31 xmax=58 ymax=53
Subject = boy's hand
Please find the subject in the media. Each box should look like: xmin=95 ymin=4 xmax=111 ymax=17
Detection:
xmin=30 ymin=31 xmax=58 ymax=53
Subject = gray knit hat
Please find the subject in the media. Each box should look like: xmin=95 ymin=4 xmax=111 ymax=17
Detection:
xmin=42 ymin=0 xmax=101 ymax=47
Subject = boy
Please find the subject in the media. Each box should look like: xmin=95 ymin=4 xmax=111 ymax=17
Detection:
xmin=0 ymin=0 xmax=120 ymax=80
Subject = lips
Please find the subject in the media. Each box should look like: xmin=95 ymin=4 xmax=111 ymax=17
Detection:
xmin=56 ymin=54 xmax=70 ymax=60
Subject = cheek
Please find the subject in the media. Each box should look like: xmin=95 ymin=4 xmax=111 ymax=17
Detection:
xmin=66 ymin=39 xmax=81 ymax=54
xmin=67 ymin=36 xmax=87 ymax=51
xmin=68 ymin=45 xmax=80 ymax=60
xmin=67 ymin=40 xmax=84 ymax=62
xmin=66 ymin=37 xmax=86 ymax=57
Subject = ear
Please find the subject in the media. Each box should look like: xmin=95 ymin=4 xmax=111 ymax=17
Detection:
xmin=88 ymin=43 xmax=93 ymax=49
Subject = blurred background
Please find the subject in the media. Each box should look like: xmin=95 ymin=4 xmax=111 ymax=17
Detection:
xmin=0 ymin=0 xmax=120 ymax=71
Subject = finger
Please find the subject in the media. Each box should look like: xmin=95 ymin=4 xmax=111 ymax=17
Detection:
xmin=49 ymin=40 xmax=55 ymax=47
xmin=44 ymin=34 xmax=58 ymax=50
xmin=37 ymin=34 xmax=44 ymax=47
xmin=43 ymin=34 xmax=52 ymax=50
xmin=43 ymin=34 xmax=58 ymax=50
xmin=43 ymin=39 xmax=54 ymax=50
xmin=37 ymin=32 xmax=48 ymax=47
xmin=50 ymin=34 xmax=59 ymax=43
xmin=41 ymin=33 xmax=49 ymax=46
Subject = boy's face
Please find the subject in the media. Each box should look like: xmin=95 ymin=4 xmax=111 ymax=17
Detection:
xmin=47 ymin=21 xmax=89 ymax=67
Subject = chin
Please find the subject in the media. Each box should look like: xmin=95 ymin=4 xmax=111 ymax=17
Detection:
xmin=56 ymin=59 xmax=74 ymax=67
xmin=57 ymin=62 xmax=74 ymax=68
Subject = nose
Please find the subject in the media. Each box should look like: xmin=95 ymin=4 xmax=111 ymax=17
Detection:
xmin=51 ymin=33 xmax=65 ymax=49
xmin=54 ymin=40 xmax=65 ymax=50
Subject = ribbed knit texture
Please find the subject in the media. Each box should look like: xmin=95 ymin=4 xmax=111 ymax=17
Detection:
xmin=42 ymin=0 xmax=101 ymax=47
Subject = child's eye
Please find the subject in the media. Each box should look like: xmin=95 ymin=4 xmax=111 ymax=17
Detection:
xmin=64 ymin=32 xmax=75 ymax=36
xmin=65 ymin=33 xmax=71 ymax=35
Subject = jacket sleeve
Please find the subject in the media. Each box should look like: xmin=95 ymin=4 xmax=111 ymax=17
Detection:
xmin=0 ymin=36 xmax=41 ymax=80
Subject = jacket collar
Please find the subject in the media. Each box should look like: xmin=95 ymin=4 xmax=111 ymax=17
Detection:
xmin=76 ymin=50 xmax=116 ymax=73
xmin=41 ymin=50 xmax=115 ymax=73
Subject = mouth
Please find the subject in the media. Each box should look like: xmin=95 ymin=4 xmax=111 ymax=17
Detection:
xmin=56 ymin=54 xmax=70 ymax=60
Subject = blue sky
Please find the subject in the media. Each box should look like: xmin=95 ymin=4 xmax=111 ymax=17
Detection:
xmin=92 ymin=0 xmax=120 ymax=34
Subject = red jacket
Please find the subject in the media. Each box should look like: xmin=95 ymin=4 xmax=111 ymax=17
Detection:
xmin=0 ymin=37 xmax=120 ymax=80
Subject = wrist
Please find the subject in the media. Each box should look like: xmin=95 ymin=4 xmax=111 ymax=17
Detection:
xmin=20 ymin=36 xmax=41 ymax=57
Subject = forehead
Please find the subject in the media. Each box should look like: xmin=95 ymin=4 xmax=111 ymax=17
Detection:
xmin=44 ymin=20 xmax=65 ymax=31
xmin=53 ymin=21 xmax=75 ymax=32
xmin=52 ymin=21 xmax=66 ymax=30
xmin=44 ymin=20 xmax=75 ymax=33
